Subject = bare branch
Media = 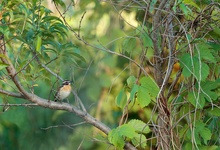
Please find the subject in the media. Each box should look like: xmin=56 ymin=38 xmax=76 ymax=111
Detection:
xmin=0 ymin=103 xmax=39 ymax=107
xmin=41 ymin=121 xmax=86 ymax=130
xmin=0 ymin=103 xmax=39 ymax=111
xmin=0 ymin=88 xmax=24 ymax=98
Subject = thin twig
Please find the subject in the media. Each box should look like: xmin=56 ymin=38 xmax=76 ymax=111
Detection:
xmin=78 ymin=11 xmax=86 ymax=38
xmin=0 ymin=103 xmax=39 ymax=107
xmin=41 ymin=121 xmax=86 ymax=130
xmin=0 ymin=88 xmax=24 ymax=98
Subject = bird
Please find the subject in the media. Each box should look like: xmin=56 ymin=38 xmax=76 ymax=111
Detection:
xmin=54 ymin=80 xmax=72 ymax=102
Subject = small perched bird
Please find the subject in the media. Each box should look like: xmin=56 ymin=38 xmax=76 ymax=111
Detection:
xmin=54 ymin=80 xmax=72 ymax=102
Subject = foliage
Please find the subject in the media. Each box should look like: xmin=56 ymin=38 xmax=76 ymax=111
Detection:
xmin=0 ymin=0 xmax=220 ymax=150
xmin=108 ymin=119 xmax=150 ymax=149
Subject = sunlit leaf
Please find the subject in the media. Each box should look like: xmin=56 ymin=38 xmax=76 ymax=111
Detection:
xmin=128 ymin=119 xmax=151 ymax=134
xmin=131 ymin=133 xmax=147 ymax=149
xmin=108 ymin=129 xmax=125 ymax=150
xmin=119 ymin=124 xmax=136 ymax=139
xmin=115 ymin=88 xmax=127 ymax=109
xmin=136 ymin=76 xmax=159 ymax=108
xmin=36 ymin=35 xmax=42 ymax=53
xmin=127 ymin=75 xmax=136 ymax=89
xmin=53 ymin=0 xmax=66 ymax=9
xmin=108 ymin=124 xmax=136 ymax=149
xmin=183 ymin=0 xmax=200 ymax=11
xmin=0 ymin=63 xmax=9 ymax=70
xmin=140 ymin=76 xmax=159 ymax=98
xmin=137 ymin=85 xmax=151 ymax=108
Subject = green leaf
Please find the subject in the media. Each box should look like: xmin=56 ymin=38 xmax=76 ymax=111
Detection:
xmin=136 ymin=26 xmax=153 ymax=47
xmin=137 ymin=76 xmax=159 ymax=108
xmin=196 ymin=121 xmax=212 ymax=145
xmin=137 ymin=85 xmax=151 ymax=108
xmin=129 ymin=84 xmax=139 ymax=102
xmin=53 ymin=0 xmax=66 ymax=9
xmin=108 ymin=129 xmax=125 ymax=149
xmin=140 ymin=76 xmax=159 ymax=98
xmin=131 ymin=133 xmax=147 ymax=149
xmin=0 ymin=63 xmax=9 ymax=70
xmin=119 ymin=124 xmax=136 ymax=139
xmin=123 ymin=38 xmax=136 ymax=53
xmin=36 ymin=35 xmax=42 ymax=53
xmin=149 ymin=0 xmax=157 ymax=13
xmin=66 ymin=51 xmax=86 ymax=62
xmin=200 ymin=127 xmax=212 ymax=145
xmin=125 ymin=76 xmax=139 ymax=103
xmin=0 ymin=54 xmax=10 ymax=60
xmin=187 ymin=121 xmax=212 ymax=145
xmin=188 ymin=80 xmax=219 ymax=109
xmin=180 ymin=54 xmax=209 ymax=80
xmin=184 ymin=142 xmax=193 ymax=150
xmin=179 ymin=3 xmax=191 ymax=16
xmin=187 ymin=91 xmax=205 ymax=109
xmin=199 ymin=145 xmax=218 ymax=150
xmin=141 ymin=32 xmax=153 ymax=48
xmin=108 ymin=124 xmax=136 ymax=149
xmin=183 ymin=0 xmax=200 ymax=11
xmin=208 ymin=108 xmax=220 ymax=117
xmin=197 ymin=62 xmax=209 ymax=81
xmin=0 ymin=25 xmax=10 ymax=37
xmin=42 ymin=16 xmax=63 ymax=24
xmin=126 ymin=76 xmax=136 ymax=89
xmin=136 ymin=76 xmax=159 ymax=108
xmin=197 ymin=43 xmax=216 ymax=63
xmin=200 ymin=80 xmax=218 ymax=91
xmin=128 ymin=119 xmax=151 ymax=134
xmin=179 ymin=124 xmax=189 ymax=139
xmin=26 ymin=29 xmax=34 ymax=41
xmin=115 ymin=88 xmax=127 ymax=109
xmin=180 ymin=54 xmax=193 ymax=77
xmin=208 ymin=28 xmax=220 ymax=39
xmin=199 ymin=81 xmax=218 ymax=101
